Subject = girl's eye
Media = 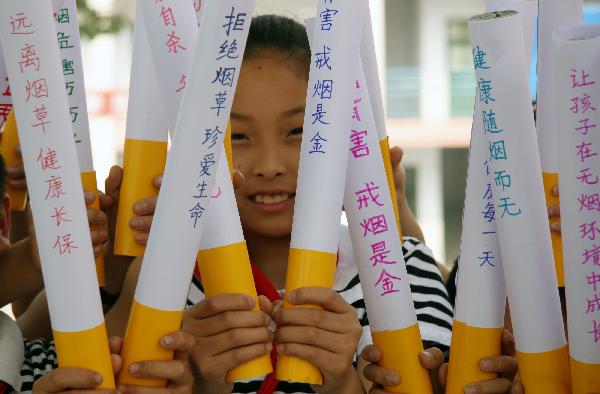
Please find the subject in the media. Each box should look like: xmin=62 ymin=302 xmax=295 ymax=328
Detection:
xmin=231 ymin=132 xmax=249 ymax=141
xmin=288 ymin=127 xmax=303 ymax=137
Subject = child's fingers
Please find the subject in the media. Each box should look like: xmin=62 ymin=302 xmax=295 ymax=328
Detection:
xmin=389 ymin=145 xmax=403 ymax=168
xmin=7 ymin=176 xmax=27 ymax=190
xmin=272 ymin=307 xmax=349 ymax=333
xmin=195 ymin=342 xmax=272 ymax=381
xmin=161 ymin=331 xmax=196 ymax=359
xmin=362 ymin=363 xmax=400 ymax=387
xmin=550 ymin=221 xmax=561 ymax=233
xmin=109 ymin=336 xmax=123 ymax=354
xmin=418 ymin=347 xmax=444 ymax=370
xmin=87 ymin=207 xmax=108 ymax=227
xmin=105 ymin=166 xmax=123 ymax=197
xmin=90 ymin=227 xmax=108 ymax=247
xmin=99 ymin=191 xmax=113 ymax=210
xmin=276 ymin=343 xmax=339 ymax=373
xmin=360 ymin=344 xmax=382 ymax=363
xmin=501 ymin=329 xmax=516 ymax=357
xmin=464 ymin=378 xmax=513 ymax=394
xmin=552 ymin=183 xmax=559 ymax=197
xmin=127 ymin=360 xmax=186 ymax=382
xmin=134 ymin=232 xmax=149 ymax=246
xmin=186 ymin=294 xmax=256 ymax=320
xmin=153 ymin=174 xmax=163 ymax=189
xmin=132 ymin=196 xmax=158 ymax=216
xmin=479 ymin=356 xmax=518 ymax=376
xmin=438 ymin=363 xmax=448 ymax=386
xmin=204 ymin=327 xmax=273 ymax=356
xmin=34 ymin=368 xmax=102 ymax=393
xmin=84 ymin=190 xmax=96 ymax=205
xmin=274 ymin=325 xmax=346 ymax=354
xmin=6 ymin=164 xmax=25 ymax=179
xmin=257 ymin=295 xmax=274 ymax=315
xmin=129 ymin=215 xmax=153 ymax=231
xmin=547 ymin=204 xmax=560 ymax=219
xmin=286 ymin=287 xmax=351 ymax=314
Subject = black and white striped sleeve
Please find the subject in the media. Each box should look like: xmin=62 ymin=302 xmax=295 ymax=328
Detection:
xmin=402 ymin=237 xmax=454 ymax=350
xmin=16 ymin=339 xmax=58 ymax=394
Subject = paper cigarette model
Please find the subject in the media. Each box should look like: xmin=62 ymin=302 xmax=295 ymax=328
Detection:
xmin=277 ymin=0 xmax=364 ymax=384
xmin=468 ymin=11 xmax=570 ymax=393
xmin=52 ymin=0 xmax=105 ymax=285
xmin=197 ymin=146 xmax=272 ymax=382
xmin=360 ymin=7 xmax=402 ymax=240
xmin=343 ymin=65 xmax=432 ymax=393
xmin=537 ymin=0 xmax=583 ymax=286
xmin=553 ymin=25 xmax=600 ymax=394
xmin=0 ymin=111 xmax=27 ymax=211
xmin=447 ymin=3 xmax=536 ymax=390
xmin=114 ymin=6 xmax=169 ymax=257
xmin=119 ymin=1 xmax=255 ymax=386
xmin=0 ymin=1 xmax=113 ymax=387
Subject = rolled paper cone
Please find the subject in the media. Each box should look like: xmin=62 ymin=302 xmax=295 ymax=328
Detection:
xmin=114 ymin=5 xmax=169 ymax=257
xmin=469 ymin=11 xmax=570 ymax=393
xmin=448 ymin=3 xmax=538 ymax=390
xmin=360 ymin=9 xmax=403 ymax=240
xmin=277 ymin=0 xmax=364 ymax=384
xmin=81 ymin=171 xmax=105 ymax=286
xmin=553 ymin=24 xmax=600 ymax=394
xmin=343 ymin=66 xmax=432 ymax=393
xmin=51 ymin=0 xmax=105 ymax=284
xmin=197 ymin=148 xmax=272 ymax=381
xmin=0 ymin=111 xmax=27 ymax=211
xmin=537 ymin=0 xmax=583 ymax=287
xmin=0 ymin=0 xmax=113 ymax=387
xmin=119 ymin=0 xmax=255 ymax=386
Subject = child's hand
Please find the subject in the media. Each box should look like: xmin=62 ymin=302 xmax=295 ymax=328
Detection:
xmin=361 ymin=345 xmax=445 ymax=394
xmin=272 ymin=287 xmax=364 ymax=394
xmin=438 ymin=330 xmax=523 ymax=394
xmin=32 ymin=336 xmax=123 ymax=394
xmin=127 ymin=175 xmax=162 ymax=246
xmin=547 ymin=183 xmax=560 ymax=234
xmin=183 ymin=294 xmax=273 ymax=394
xmin=84 ymin=190 xmax=109 ymax=258
xmin=117 ymin=332 xmax=195 ymax=394
xmin=6 ymin=146 xmax=26 ymax=191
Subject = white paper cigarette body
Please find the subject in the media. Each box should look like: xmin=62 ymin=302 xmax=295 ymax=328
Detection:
xmin=343 ymin=66 xmax=432 ymax=393
xmin=278 ymin=0 xmax=364 ymax=384
xmin=537 ymin=0 xmax=583 ymax=286
xmin=553 ymin=24 xmax=600 ymax=394
xmin=114 ymin=5 xmax=169 ymax=257
xmin=0 ymin=0 xmax=113 ymax=387
xmin=51 ymin=0 xmax=104 ymax=285
xmin=448 ymin=3 xmax=535 ymax=390
xmin=119 ymin=0 xmax=255 ymax=386
xmin=468 ymin=11 xmax=570 ymax=393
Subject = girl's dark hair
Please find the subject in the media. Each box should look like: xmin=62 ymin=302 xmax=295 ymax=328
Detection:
xmin=244 ymin=15 xmax=311 ymax=76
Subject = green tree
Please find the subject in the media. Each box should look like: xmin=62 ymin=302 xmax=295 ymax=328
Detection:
xmin=77 ymin=0 xmax=130 ymax=39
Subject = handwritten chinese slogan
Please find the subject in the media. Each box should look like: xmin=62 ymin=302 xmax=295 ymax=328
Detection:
xmin=290 ymin=0 xmax=363 ymax=254
xmin=468 ymin=11 xmax=566 ymax=357
xmin=344 ymin=67 xmax=418 ymax=332
xmin=554 ymin=25 xmax=600 ymax=365
xmin=140 ymin=0 xmax=198 ymax=133
xmin=133 ymin=0 xmax=254 ymax=313
xmin=0 ymin=0 xmax=103 ymax=333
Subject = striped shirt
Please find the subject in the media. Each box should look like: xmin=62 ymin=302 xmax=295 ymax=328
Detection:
xmin=185 ymin=225 xmax=454 ymax=394
xmin=12 ymin=339 xmax=57 ymax=394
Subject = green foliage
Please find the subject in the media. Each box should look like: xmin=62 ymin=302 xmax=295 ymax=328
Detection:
xmin=77 ymin=0 xmax=130 ymax=39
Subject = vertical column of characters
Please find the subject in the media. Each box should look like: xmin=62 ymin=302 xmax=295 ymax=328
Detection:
xmin=359 ymin=6 xmax=402 ymax=239
xmin=344 ymin=67 xmax=433 ymax=393
xmin=52 ymin=0 xmax=105 ymax=285
xmin=194 ymin=3 xmax=270 ymax=381
xmin=0 ymin=1 xmax=113 ymax=388
xmin=0 ymin=42 xmax=27 ymax=211
xmin=446 ymin=44 xmax=507 ymax=394
xmin=537 ymin=0 xmax=583 ymax=287
xmin=277 ymin=0 xmax=364 ymax=385
xmin=139 ymin=0 xmax=197 ymax=133
xmin=118 ymin=1 xmax=255 ymax=387
xmin=469 ymin=11 xmax=570 ymax=394
xmin=554 ymin=25 xmax=600 ymax=394
xmin=114 ymin=5 xmax=169 ymax=257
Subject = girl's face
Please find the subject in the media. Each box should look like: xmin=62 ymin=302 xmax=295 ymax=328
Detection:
xmin=231 ymin=54 xmax=308 ymax=239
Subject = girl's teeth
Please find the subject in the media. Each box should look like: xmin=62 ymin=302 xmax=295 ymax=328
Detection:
xmin=254 ymin=193 xmax=290 ymax=204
